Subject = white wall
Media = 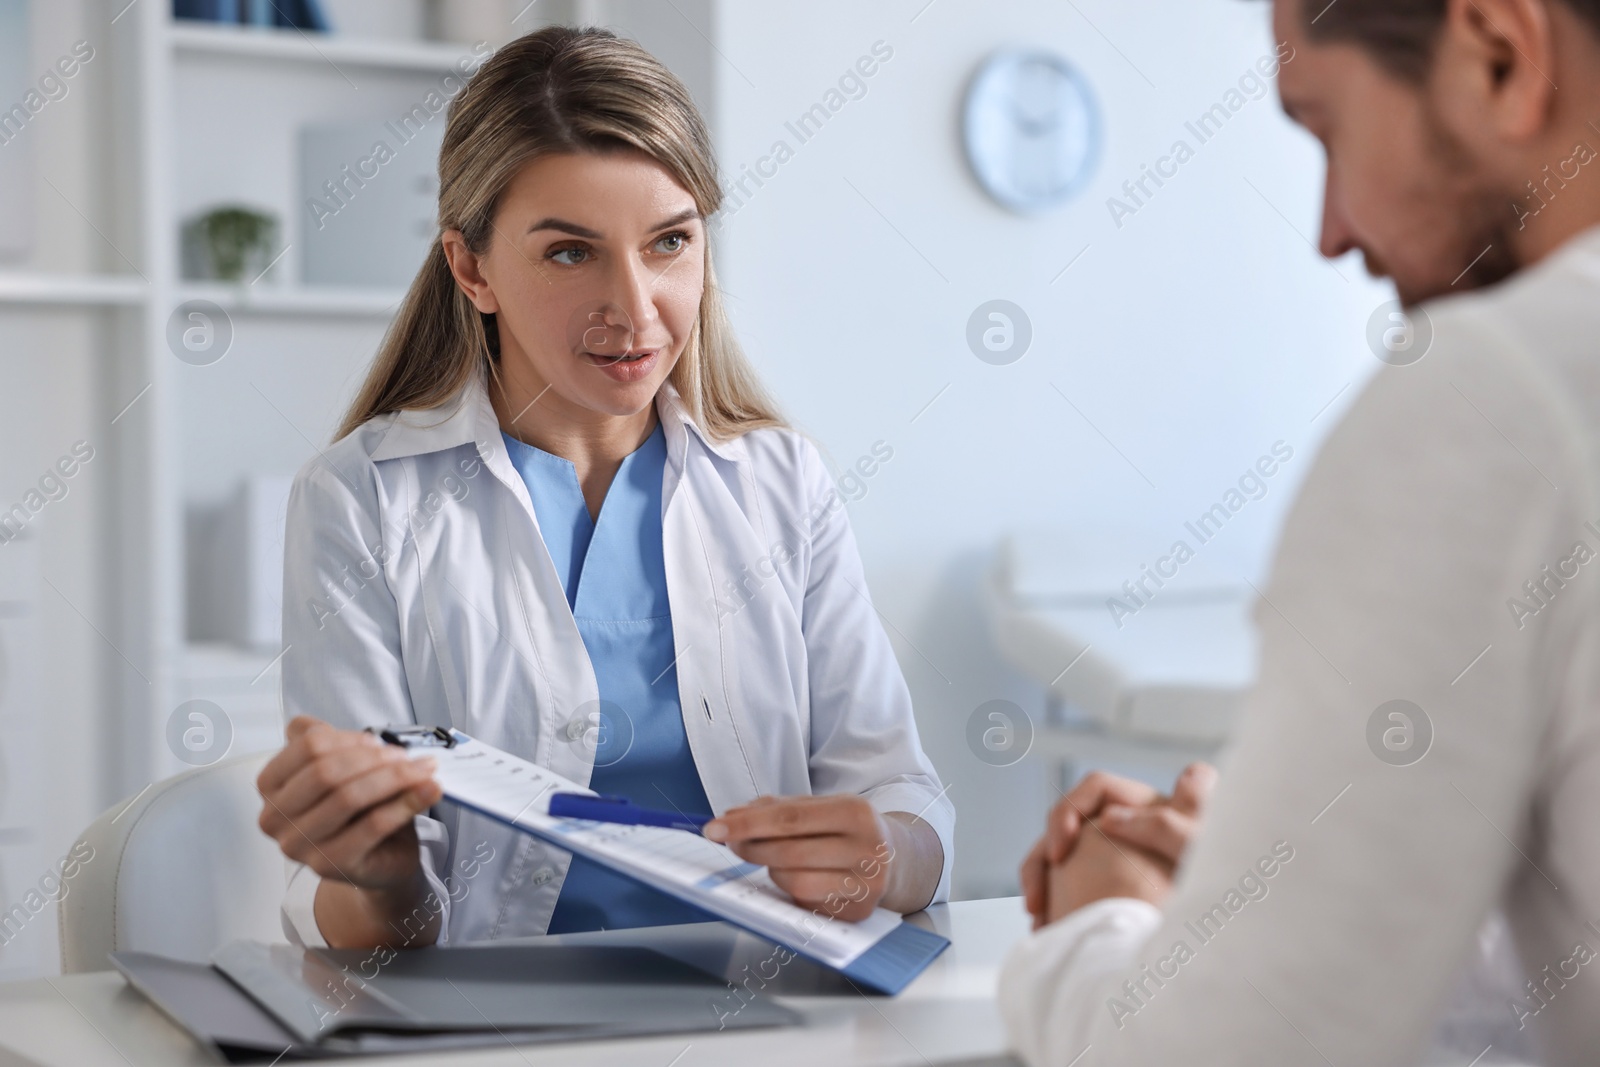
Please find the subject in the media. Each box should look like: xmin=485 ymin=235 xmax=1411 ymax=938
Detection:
xmin=710 ymin=0 xmax=1390 ymax=897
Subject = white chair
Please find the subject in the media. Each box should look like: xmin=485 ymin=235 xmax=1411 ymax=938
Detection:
xmin=57 ymin=754 xmax=289 ymax=974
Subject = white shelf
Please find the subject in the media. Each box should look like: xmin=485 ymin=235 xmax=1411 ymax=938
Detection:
xmin=0 ymin=273 xmax=147 ymax=307
xmin=176 ymin=282 xmax=407 ymax=317
xmin=0 ymin=274 xmax=407 ymax=318
xmin=168 ymin=21 xmax=483 ymax=74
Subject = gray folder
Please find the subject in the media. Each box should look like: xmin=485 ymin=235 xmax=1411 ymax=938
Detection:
xmin=111 ymin=940 xmax=799 ymax=1062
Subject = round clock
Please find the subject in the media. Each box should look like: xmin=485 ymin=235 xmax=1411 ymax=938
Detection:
xmin=963 ymin=49 xmax=1102 ymax=214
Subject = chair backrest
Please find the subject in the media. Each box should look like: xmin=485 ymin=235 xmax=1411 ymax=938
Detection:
xmin=58 ymin=754 xmax=288 ymax=973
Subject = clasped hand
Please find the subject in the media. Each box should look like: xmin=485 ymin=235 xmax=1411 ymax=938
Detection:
xmin=1020 ymin=763 xmax=1218 ymax=929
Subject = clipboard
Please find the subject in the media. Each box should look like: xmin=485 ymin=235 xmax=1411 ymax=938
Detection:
xmin=380 ymin=725 xmax=949 ymax=995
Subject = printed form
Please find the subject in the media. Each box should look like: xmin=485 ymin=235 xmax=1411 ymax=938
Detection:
xmin=389 ymin=729 xmax=903 ymax=970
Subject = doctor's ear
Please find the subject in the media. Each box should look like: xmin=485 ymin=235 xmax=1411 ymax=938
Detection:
xmin=441 ymin=229 xmax=501 ymax=315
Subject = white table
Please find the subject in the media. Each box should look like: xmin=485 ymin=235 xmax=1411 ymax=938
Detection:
xmin=0 ymin=898 xmax=1028 ymax=1067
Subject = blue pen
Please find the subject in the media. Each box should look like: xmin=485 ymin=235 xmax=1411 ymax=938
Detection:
xmin=548 ymin=792 xmax=712 ymax=833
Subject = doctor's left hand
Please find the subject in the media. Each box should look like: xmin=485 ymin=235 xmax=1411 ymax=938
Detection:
xmin=704 ymin=795 xmax=904 ymax=921
xmin=700 ymin=796 xmax=934 ymax=921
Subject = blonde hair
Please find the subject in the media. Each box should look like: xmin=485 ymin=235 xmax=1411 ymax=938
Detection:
xmin=337 ymin=26 xmax=784 ymax=442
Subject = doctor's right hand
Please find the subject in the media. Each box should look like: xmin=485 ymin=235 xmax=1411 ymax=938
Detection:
xmin=256 ymin=716 xmax=443 ymax=893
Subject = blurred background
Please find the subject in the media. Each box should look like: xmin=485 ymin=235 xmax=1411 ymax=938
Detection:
xmin=0 ymin=0 xmax=1391 ymax=978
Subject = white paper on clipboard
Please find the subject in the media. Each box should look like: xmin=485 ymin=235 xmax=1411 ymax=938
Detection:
xmin=383 ymin=727 xmax=907 ymax=972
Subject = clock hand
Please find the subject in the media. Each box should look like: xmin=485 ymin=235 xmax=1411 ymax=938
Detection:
xmin=1009 ymin=100 xmax=1063 ymax=136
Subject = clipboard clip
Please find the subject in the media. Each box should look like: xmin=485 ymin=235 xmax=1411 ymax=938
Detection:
xmin=370 ymin=725 xmax=458 ymax=749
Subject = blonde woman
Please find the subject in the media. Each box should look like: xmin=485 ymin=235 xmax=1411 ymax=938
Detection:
xmin=255 ymin=26 xmax=953 ymax=949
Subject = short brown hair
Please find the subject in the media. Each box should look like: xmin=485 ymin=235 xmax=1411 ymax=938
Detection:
xmin=1305 ymin=0 xmax=1600 ymax=81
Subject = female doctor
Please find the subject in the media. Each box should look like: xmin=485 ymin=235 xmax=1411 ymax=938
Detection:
xmin=255 ymin=26 xmax=953 ymax=949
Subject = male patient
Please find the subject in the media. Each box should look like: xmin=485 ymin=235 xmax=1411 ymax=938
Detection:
xmin=1003 ymin=1 xmax=1600 ymax=1064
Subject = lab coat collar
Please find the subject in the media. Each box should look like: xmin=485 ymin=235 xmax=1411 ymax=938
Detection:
xmin=365 ymin=367 xmax=748 ymax=466
xmin=654 ymin=375 xmax=750 ymax=466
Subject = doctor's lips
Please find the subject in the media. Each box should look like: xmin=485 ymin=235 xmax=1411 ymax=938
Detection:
xmin=568 ymin=305 xmax=661 ymax=379
xmin=585 ymin=346 xmax=662 ymax=382
xmin=583 ymin=345 xmax=656 ymax=364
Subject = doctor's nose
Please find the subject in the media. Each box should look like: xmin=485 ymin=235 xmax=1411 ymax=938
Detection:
xmin=571 ymin=260 xmax=663 ymax=356
xmin=602 ymin=256 xmax=662 ymax=342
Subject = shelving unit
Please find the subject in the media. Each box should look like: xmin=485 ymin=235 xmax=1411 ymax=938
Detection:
xmin=168 ymin=19 xmax=481 ymax=72
xmin=0 ymin=1 xmax=453 ymax=973
xmin=0 ymin=0 xmax=713 ymax=978
xmin=6 ymin=0 xmax=708 ymax=793
xmin=173 ymin=282 xmax=407 ymax=317
xmin=0 ymin=273 xmax=146 ymax=306
xmin=101 ymin=6 xmax=522 ymax=796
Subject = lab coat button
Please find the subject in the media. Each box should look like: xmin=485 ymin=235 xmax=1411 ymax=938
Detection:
xmin=563 ymin=719 xmax=586 ymax=741
xmin=530 ymin=866 xmax=555 ymax=887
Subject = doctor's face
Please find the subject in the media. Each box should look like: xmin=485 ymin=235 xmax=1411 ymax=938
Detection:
xmin=1272 ymin=0 xmax=1518 ymax=306
xmin=466 ymin=149 xmax=706 ymax=419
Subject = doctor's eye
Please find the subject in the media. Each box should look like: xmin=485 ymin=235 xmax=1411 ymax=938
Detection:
xmin=546 ymin=244 xmax=592 ymax=266
xmin=652 ymin=231 xmax=691 ymax=255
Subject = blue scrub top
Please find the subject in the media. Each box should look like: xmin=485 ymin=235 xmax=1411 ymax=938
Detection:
xmin=501 ymin=421 xmax=717 ymax=933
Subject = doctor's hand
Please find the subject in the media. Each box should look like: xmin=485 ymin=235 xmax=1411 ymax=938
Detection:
xmin=703 ymin=796 xmax=940 ymax=921
xmin=256 ymin=716 xmax=443 ymax=895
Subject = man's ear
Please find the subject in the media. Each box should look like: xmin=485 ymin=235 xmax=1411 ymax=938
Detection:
xmin=1434 ymin=0 xmax=1558 ymax=146
xmin=440 ymin=229 xmax=500 ymax=314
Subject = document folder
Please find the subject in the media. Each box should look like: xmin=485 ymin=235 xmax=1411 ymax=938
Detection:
xmin=112 ymin=941 xmax=800 ymax=1062
xmin=380 ymin=725 xmax=950 ymax=995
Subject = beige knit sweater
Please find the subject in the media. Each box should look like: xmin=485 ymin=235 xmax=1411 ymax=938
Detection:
xmin=1001 ymin=227 xmax=1600 ymax=1067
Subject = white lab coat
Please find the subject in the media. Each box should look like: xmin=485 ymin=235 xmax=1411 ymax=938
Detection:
xmin=277 ymin=371 xmax=954 ymax=946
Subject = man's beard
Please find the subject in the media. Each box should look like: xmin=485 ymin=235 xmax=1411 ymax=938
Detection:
xmin=1390 ymin=105 xmax=1522 ymax=308
xmin=1410 ymin=195 xmax=1520 ymax=306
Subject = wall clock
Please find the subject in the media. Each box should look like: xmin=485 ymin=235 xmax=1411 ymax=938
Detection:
xmin=963 ymin=49 xmax=1102 ymax=214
